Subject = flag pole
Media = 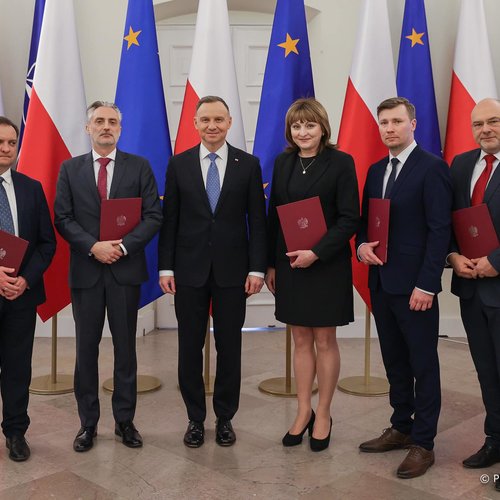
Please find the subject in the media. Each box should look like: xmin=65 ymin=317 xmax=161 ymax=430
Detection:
xmin=30 ymin=314 xmax=73 ymax=395
xmin=204 ymin=317 xmax=214 ymax=394
xmin=258 ymin=324 xmax=318 ymax=397
xmin=337 ymin=306 xmax=388 ymax=396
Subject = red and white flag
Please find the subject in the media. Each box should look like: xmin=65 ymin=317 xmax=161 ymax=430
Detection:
xmin=337 ymin=0 xmax=397 ymax=308
xmin=175 ymin=0 xmax=245 ymax=154
xmin=443 ymin=0 xmax=497 ymax=164
xmin=17 ymin=0 xmax=89 ymax=321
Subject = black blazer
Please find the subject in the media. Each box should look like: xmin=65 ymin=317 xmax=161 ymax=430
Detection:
xmin=267 ymin=147 xmax=360 ymax=266
xmin=450 ymin=149 xmax=500 ymax=307
xmin=54 ymin=150 xmax=163 ymax=288
xmin=8 ymin=170 xmax=56 ymax=308
xmin=356 ymin=145 xmax=452 ymax=294
xmin=158 ymin=143 xmax=267 ymax=287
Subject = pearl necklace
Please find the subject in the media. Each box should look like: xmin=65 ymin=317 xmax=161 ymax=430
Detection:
xmin=299 ymin=156 xmax=317 ymax=174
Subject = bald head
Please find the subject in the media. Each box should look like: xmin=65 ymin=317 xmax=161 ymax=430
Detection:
xmin=471 ymin=98 xmax=500 ymax=154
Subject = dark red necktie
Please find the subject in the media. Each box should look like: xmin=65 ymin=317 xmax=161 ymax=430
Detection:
xmin=97 ymin=157 xmax=111 ymax=200
xmin=471 ymin=154 xmax=496 ymax=206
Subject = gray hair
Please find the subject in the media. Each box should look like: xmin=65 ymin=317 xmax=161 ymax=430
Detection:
xmin=86 ymin=101 xmax=122 ymax=123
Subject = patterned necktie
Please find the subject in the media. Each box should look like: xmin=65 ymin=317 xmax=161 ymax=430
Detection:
xmin=384 ymin=157 xmax=399 ymax=199
xmin=97 ymin=157 xmax=111 ymax=200
xmin=206 ymin=152 xmax=220 ymax=213
xmin=471 ymin=154 xmax=496 ymax=206
xmin=0 ymin=177 xmax=15 ymax=234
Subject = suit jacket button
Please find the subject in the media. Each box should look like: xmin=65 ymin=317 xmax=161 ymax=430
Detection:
xmin=208 ymin=242 xmax=212 ymax=246
xmin=212 ymin=219 xmax=215 ymax=223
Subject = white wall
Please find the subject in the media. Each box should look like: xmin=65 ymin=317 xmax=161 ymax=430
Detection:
xmin=1 ymin=0 xmax=499 ymax=337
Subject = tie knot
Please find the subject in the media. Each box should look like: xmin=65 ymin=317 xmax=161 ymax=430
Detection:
xmin=391 ymin=157 xmax=399 ymax=168
xmin=484 ymin=154 xmax=496 ymax=168
xmin=207 ymin=153 xmax=218 ymax=163
xmin=98 ymin=157 xmax=111 ymax=168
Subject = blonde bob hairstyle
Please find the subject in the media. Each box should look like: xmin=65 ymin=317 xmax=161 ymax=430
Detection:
xmin=284 ymin=98 xmax=337 ymax=153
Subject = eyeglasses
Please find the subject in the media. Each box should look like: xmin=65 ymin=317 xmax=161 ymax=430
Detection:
xmin=472 ymin=118 xmax=500 ymax=130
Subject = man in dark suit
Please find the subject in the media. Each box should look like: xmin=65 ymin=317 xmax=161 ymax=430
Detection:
xmin=158 ymin=95 xmax=266 ymax=448
xmin=448 ymin=99 xmax=500 ymax=483
xmin=356 ymin=97 xmax=452 ymax=478
xmin=0 ymin=116 xmax=56 ymax=461
xmin=54 ymin=101 xmax=162 ymax=452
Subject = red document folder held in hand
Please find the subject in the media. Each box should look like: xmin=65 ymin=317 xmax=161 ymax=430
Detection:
xmin=100 ymin=198 xmax=141 ymax=241
xmin=367 ymin=198 xmax=390 ymax=263
xmin=276 ymin=196 xmax=327 ymax=257
xmin=0 ymin=229 xmax=29 ymax=276
xmin=452 ymin=204 xmax=500 ymax=259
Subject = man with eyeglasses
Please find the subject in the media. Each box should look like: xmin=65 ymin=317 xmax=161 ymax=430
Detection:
xmin=448 ymin=99 xmax=500 ymax=486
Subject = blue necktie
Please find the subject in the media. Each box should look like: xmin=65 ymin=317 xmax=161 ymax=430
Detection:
xmin=384 ymin=157 xmax=399 ymax=199
xmin=0 ymin=177 xmax=15 ymax=234
xmin=206 ymin=152 xmax=220 ymax=213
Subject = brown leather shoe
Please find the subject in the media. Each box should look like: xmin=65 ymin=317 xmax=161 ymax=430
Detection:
xmin=359 ymin=427 xmax=413 ymax=453
xmin=397 ymin=445 xmax=435 ymax=478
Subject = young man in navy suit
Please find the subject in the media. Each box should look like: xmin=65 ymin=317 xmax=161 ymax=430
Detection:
xmin=448 ymin=99 xmax=500 ymax=488
xmin=356 ymin=97 xmax=452 ymax=478
xmin=0 ymin=116 xmax=56 ymax=461
xmin=158 ymin=96 xmax=267 ymax=448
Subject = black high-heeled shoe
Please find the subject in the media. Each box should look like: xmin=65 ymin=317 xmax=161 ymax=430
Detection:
xmin=282 ymin=410 xmax=315 ymax=447
xmin=310 ymin=417 xmax=332 ymax=452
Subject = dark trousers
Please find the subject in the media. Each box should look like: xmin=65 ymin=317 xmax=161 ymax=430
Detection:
xmin=371 ymin=288 xmax=441 ymax=450
xmin=175 ymin=273 xmax=246 ymax=423
xmin=460 ymin=291 xmax=500 ymax=446
xmin=71 ymin=267 xmax=140 ymax=427
xmin=0 ymin=299 xmax=37 ymax=438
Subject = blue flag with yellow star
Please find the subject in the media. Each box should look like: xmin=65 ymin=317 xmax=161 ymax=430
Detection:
xmin=115 ymin=0 xmax=172 ymax=308
xmin=396 ymin=0 xmax=441 ymax=156
xmin=253 ymin=0 xmax=314 ymax=204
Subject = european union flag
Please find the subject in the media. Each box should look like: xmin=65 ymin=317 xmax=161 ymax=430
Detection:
xmin=115 ymin=0 xmax=172 ymax=308
xmin=396 ymin=0 xmax=441 ymax=156
xmin=253 ymin=0 xmax=314 ymax=203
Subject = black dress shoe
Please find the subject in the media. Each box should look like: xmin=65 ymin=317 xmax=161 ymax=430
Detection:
xmin=310 ymin=417 xmax=332 ymax=452
xmin=73 ymin=426 xmax=97 ymax=452
xmin=282 ymin=410 xmax=315 ymax=447
xmin=183 ymin=421 xmax=204 ymax=448
xmin=463 ymin=443 xmax=500 ymax=468
xmin=6 ymin=435 xmax=30 ymax=462
xmin=115 ymin=421 xmax=143 ymax=448
xmin=215 ymin=419 xmax=236 ymax=447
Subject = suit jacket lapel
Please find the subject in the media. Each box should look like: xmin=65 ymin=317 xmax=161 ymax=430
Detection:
xmin=11 ymin=171 xmax=27 ymax=237
xmin=484 ymin=156 xmax=500 ymax=204
xmin=188 ymin=145 xmax=212 ymax=213
xmin=278 ymin=153 xmax=295 ymax=204
xmin=83 ymin=152 xmax=101 ymax=204
xmin=109 ymin=150 xmax=126 ymax=199
xmin=301 ymin=149 xmax=330 ymax=198
xmin=373 ymin=158 xmax=387 ymax=199
xmin=215 ymin=144 xmax=237 ymax=213
xmin=388 ymin=146 xmax=420 ymax=199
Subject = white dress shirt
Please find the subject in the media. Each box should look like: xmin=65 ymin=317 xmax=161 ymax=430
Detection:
xmin=0 ymin=168 xmax=19 ymax=236
xmin=469 ymin=151 xmax=499 ymax=197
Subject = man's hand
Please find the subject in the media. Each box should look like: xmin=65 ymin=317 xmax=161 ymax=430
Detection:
xmin=91 ymin=240 xmax=123 ymax=264
xmin=0 ymin=266 xmax=17 ymax=298
xmin=159 ymin=276 xmax=176 ymax=295
xmin=448 ymin=252 xmax=477 ymax=279
xmin=471 ymin=256 xmax=499 ymax=278
xmin=265 ymin=267 xmax=276 ymax=294
xmin=358 ymin=242 xmax=384 ymax=266
xmin=409 ymin=288 xmax=434 ymax=311
xmin=245 ymin=275 xmax=264 ymax=296
xmin=286 ymin=250 xmax=319 ymax=269
xmin=4 ymin=276 xmax=28 ymax=301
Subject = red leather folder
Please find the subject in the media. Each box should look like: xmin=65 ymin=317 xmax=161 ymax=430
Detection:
xmin=367 ymin=198 xmax=390 ymax=263
xmin=452 ymin=203 xmax=500 ymax=259
xmin=0 ymin=230 xmax=29 ymax=276
xmin=100 ymin=198 xmax=141 ymax=240
xmin=276 ymin=196 xmax=327 ymax=253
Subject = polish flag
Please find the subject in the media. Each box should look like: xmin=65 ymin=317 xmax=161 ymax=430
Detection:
xmin=443 ymin=0 xmax=497 ymax=164
xmin=337 ymin=0 xmax=397 ymax=308
xmin=17 ymin=0 xmax=89 ymax=321
xmin=174 ymin=0 xmax=245 ymax=154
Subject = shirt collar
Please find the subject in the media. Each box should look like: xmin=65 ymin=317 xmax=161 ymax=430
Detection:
xmin=479 ymin=150 xmax=499 ymax=163
xmin=389 ymin=140 xmax=417 ymax=165
xmin=0 ymin=167 xmax=13 ymax=184
xmin=92 ymin=149 xmax=117 ymax=162
xmin=200 ymin=142 xmax=228 ymax=162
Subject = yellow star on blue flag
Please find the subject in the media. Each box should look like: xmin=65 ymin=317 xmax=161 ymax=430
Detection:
xmin=124 ymin=26 xmax=141 ymax=50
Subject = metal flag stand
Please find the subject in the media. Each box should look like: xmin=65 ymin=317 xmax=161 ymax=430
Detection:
xmin=203 ymin=317 xmax=215 ymax=395
xmin=258 ymin=324 xmax=318 ymax=397
xmin=338 ymin=306 xmax=389 ymax=396
xmin=30 ymin=315 xmax=74 ymax=395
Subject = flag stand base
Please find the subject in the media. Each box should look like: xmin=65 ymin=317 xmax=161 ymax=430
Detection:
xmin=103 ymin=375 xmax=162 ymax=394
xmin=30 ymin=374 xmax=74 ymax=395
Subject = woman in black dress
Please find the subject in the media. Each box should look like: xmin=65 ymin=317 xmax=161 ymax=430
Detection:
xmin=266 ymin=98 xmax=359 ymax=451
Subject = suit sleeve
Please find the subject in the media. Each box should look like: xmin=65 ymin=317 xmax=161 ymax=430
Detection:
xmin=312 ymin=154 xmax=360 ymax=261
xmin=266 ymin=157 xmax=280 ymax=268
xmin=120 ymin=158 xmax=163 ymax=255
xmin=247 ymin=158 xmax=267 ymax=274
xmin=54 ymin=161 xmax=99 ymax=254
xmin=158 ymin=156 xmax=179 ymax=271
xmin=21 ymin=181 xmax=56 ymax=288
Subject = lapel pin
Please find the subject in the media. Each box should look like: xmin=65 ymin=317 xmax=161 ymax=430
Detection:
xmin=235 ymin=158 xmax=239 ymax=162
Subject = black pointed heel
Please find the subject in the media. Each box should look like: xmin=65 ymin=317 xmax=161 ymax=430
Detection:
xmin=310 ymin=417 xmax=332 ymax=452
xmin=282 ymin=410 xmax=316 ymax=447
